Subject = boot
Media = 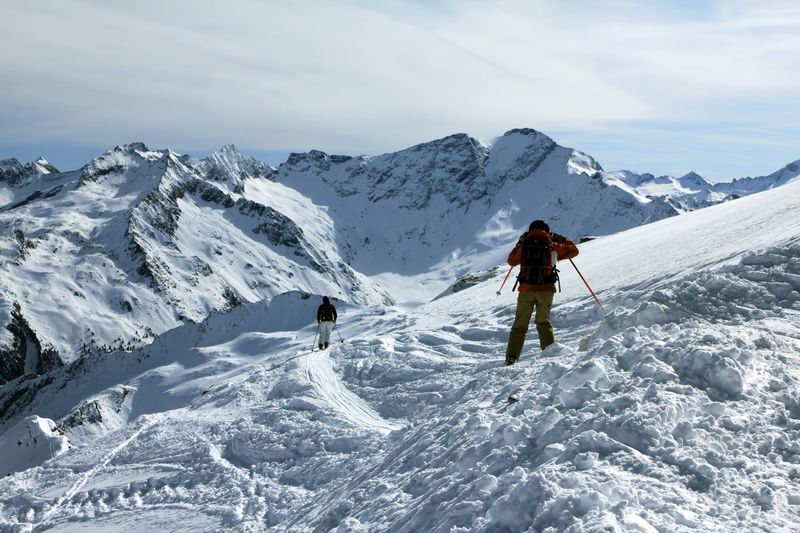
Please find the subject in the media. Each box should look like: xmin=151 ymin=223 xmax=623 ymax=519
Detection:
xmin=324 ymin=342 xmax=329 ymax=349
xmin=319 ymin=343 xmax=323 ymax=350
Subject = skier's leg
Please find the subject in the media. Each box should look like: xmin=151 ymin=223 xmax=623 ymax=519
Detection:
xmin=505 ymin=291 xmax=536 ymax=365
xmin=320 ymin=322 xmax=332 ymax=347
xmin=534 ymin=291 xmax=555 ymax=350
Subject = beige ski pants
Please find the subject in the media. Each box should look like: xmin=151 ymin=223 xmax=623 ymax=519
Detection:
xmin=504 ymin=290 xmax=555 ymax=364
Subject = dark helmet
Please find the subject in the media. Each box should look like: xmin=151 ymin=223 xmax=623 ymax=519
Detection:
xmin=529 ymin=219 xmax=550 ymax=232
xmin=322 ymin=296 xmax=330 ymax=304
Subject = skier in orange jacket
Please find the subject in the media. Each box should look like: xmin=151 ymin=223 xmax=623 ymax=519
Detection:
xmin=504 ymin=219 xmax=579 ymax=365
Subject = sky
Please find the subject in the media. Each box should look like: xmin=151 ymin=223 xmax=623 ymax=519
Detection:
xmin=2 ymin=0 xmax=800 ymax=181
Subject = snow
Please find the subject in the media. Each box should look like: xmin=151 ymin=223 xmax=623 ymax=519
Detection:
xmin=0 ymin=187 xmax=12 ymax=206
xmin=2 ymin=135 xmax=800 ymax=531
xmin=0 ymin=143 xmax=392 ymax=386
xmin=0 ymin=416 xmax=70 ymax=477
xmin=1 ymin=171 xmax=799 ymax=531
xmin=1 ymin=131 xmax=685 ymax=388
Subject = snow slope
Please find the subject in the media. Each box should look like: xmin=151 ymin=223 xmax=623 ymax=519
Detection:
xmin=0 ymin=144 xmax=391 ymax=385
xmin=1 ymin=174 xmax=799 ymax=531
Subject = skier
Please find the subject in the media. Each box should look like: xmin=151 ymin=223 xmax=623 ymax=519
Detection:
xmin=504 ymin=219 xmax=579 ymax=365
xmin=316 ymin=296 xmax=337 ymax=350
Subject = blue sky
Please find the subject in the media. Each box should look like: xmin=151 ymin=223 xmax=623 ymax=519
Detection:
xmin=2 ymin=0 xmax=800 ymax=181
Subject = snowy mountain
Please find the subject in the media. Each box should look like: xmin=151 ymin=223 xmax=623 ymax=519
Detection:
xmin=611 ymin=159 xmax=800 ymax=212
xmin=0 ymin=156 xmax=59 ymax=188
xmin=278 ymin=129 xmax=677 ymax=276
xmin=716 ymin=159 xmax=800 ymax=196
xmin=0 ymin=129 xmax=686 ymax=386
xmin=0 ymin=143 xmax=391 ymax=385
xmin=1 ymin=162 xmax=799 ymax=531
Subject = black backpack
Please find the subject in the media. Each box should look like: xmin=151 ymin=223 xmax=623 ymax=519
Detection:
xmin=319 ymin=304 xmax=335 ymax=322
xmin=517 ymin=233 xmax=558 ymax=285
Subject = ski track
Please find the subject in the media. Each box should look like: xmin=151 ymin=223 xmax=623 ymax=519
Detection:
xmin=303 ymin=349 xmax=403 ymax=434
xmin=31 ymin=417 xmax=156 ymax=530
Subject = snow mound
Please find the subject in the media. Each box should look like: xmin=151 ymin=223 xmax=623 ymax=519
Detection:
xmin=0 ymin=416 xmax=71 ymax=476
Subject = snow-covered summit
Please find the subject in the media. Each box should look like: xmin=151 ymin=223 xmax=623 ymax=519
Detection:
xmin=278 ymin=128 xmax=678 ymax=279
xmin=190 ymin=144 xmax=275 ymax=194
xmin=676 ymin=170 xmax=713 ymax=189
xmin=0 ymin=156 xmax=59 ymax=188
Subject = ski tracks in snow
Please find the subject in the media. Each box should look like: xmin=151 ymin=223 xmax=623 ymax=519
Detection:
xmin=30 ymin=417 xmax=156 ymax=530
xmin=302 ymin=350 xmax=402 ymax=434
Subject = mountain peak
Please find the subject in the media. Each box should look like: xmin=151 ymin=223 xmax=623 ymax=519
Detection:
xmin=1 ymin=157 xmax=59 ymax=187
xmin=28 ymin=157 xmax=59 ymax=175
xmin=502 ymin=127 xmax=555 ymax=143
xmin=197 ymin=145 xmax=275 ymax=186
xmin=677 ymin=171 xmax=711 ymax=189
xmin=219 ymin=144 xmax=240 ymax=155
xmin=112 ymin=142 xmax=149 ymax=154
xmin=284 ymin=149 xmax=357 ymax=171
xmin=0 ymin=157 xmax=23 ymax=173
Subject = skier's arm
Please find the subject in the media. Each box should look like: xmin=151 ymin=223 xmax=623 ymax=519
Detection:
xmin=553 ymin=240 xmax=579 ymax=261
xmin=332 ymin=307 xmax=337 ymax=323
xmin=507 ymin=233 xmax=526 ymax=266
xmin=317 ymin=306 xmax=322 ymax=323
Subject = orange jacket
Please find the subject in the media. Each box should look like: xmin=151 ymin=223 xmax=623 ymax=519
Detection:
xmin=507 ymin=229 xmax=579 ymax=292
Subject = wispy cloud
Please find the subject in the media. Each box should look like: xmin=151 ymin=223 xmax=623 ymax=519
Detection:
xmin=1 ymin=0 xmax=799 ymax=179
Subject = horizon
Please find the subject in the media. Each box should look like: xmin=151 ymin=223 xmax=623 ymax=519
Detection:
xmin=2 ymin=130 xmax=796 ymax=184
xmin=3 ymin=1 xmax=800 ymax=182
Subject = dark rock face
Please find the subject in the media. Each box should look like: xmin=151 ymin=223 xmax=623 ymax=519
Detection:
xmin=435 ymin=267 xmax=501 ymax=300
xmin=4 ymin=185 xmax=64 ymax=211
xmin=238 ymin=199 xmax=325 ymax=272
xmin=0 ymin=374 xmax=53 ymax=422
xmin=58 ymin=386 xmax=132 ymax=432
xmin=501 ymin=130 xmax=560 ymax=183
xmin=240 ymin=200 xmax=303 ymax=248
xmin=283 ymin=134 xmax=493 ymax=209
xmin=0 ymin=304 xmax=62 ymax=386
xmin=192 ymin=144 xmax=276 ymax=193
xmin=0 ymin=157 xmax=59 ymax=188
xmin=186 ymin=179 xmax=236 ymax=207
xmin=59 ymin=399 xmax=104 ymax=429
xmin=0 ymin=158 xmax=28 ymax=186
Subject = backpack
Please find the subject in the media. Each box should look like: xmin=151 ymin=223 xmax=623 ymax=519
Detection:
xmin=517 ymin=233 xmax=559 ymax=285
xmin=319 ymin=304 xmax=335 ymax=322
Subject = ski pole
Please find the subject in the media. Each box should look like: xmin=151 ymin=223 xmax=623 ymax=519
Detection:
xmin=496 ymin=266 xmax=514 ymax=295
xmin=312 ymin=323 xmax=320 ymax=351
xmin=569 ymin=259 xmax=603 ymax=308
xmin=333 ymin=323 xmax=344 ymax=343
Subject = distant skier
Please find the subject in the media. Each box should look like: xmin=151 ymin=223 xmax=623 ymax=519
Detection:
xmin=504 ymin=220 xmax=579 ymax=365
xmin=316 ymin=296 xmax=337 ymax=350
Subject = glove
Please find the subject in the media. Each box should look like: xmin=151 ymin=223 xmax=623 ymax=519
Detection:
xmin=551 ymin=232 xmax=567 ymax=243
